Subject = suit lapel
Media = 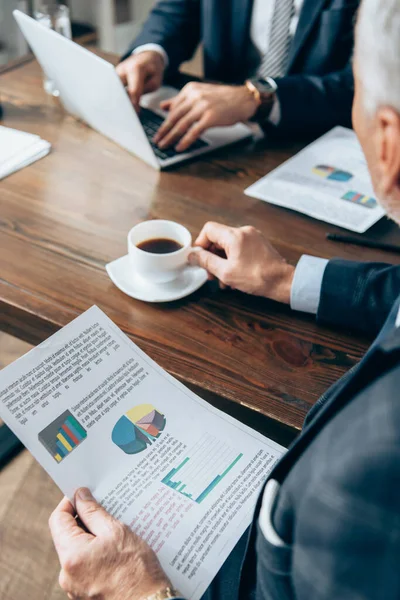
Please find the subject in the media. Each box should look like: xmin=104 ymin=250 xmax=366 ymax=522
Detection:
xmin=287 ymin=0 xmax=327 ymax=70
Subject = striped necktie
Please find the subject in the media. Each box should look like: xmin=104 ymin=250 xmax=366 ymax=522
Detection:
xmin=258 ymin=0 xmax=295 ymax=79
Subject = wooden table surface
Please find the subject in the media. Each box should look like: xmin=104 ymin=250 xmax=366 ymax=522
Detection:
xmin=2 ymin=53 xmax=400 ymax=436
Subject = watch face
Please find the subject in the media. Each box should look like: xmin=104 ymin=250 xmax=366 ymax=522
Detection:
xmin=256 ymin=78 xmax=277 ymax=94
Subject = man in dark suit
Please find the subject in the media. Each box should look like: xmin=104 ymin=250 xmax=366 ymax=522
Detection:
xmin=48 ymin=1 xmax=400 ymax=598
xmin=117 ymin=0 xmax=359 ymax=151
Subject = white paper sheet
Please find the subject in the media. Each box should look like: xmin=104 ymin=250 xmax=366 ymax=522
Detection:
xmin=0 ymin=307 xmax=285 ymax=599
xmin=246 ymin=126 xmax=385 ymax=233
xmin=0 ymin=125 xmax=51 ymax=180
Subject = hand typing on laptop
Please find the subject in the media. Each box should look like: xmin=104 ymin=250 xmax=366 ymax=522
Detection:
xmin=154 ymin=82 xmax=258 ymax=152
xmin=116 ymin=51 xmax=165 ymax=113
xmin=117 ymin=51 xmax=257 ymax=152
xmin=14 ymin=10 xmax=252 ymax=170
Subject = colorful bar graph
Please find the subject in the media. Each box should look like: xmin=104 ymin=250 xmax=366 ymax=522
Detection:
xmin=38 ymin=410 xmax=87 ymax=463
xmin=67 ymin=415 xmax=86 ymax=439
xmin=57 ymin=432 xmax=73 ymax=452
xmin=56 ymin=440 xmax=67 ymax=457
xmin=61 ymin=423 xmax=79 ymax=446
xmin=59 ymin=428 xmax=75 ymax=448
xmin=341 ymin=190 xmax=377 ymax=209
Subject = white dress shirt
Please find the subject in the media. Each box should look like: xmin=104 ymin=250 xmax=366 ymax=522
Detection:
xmin=133 ymin=0 xmax=304 ymax=126
xmin=290 ymin=255 xmax=329 ymax=314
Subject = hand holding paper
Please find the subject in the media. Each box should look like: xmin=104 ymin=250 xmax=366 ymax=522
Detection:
xmin=50 ymin=489 xmax=172 ymax=600
xmin=0 ymin=307 xmax=284 ymax=599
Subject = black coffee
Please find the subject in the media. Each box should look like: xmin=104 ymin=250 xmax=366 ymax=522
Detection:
xmin=137 ymin=238 xmax=183 ymax=254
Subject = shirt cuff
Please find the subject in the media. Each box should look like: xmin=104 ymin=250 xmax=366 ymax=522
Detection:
xmin=290 ymin=255 xmax=329 ymax=315
xmin=268 ymin=94 xmax=281 ymax=126
xmin=132 ymin=43 xmax=169 ymax=68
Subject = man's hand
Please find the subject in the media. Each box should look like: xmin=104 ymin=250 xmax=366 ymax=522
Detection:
xmin=189 ymin=222 xmax=295 ymax=304
xmin=49 ymin=488 xmax=171 ymax=600
xmin=154 ymin=83 xmax=258 ymax=152
xmin=116 ymin=51 xmax=165 ymax=112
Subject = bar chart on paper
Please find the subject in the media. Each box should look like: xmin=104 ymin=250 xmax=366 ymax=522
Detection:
xmin=38 ymin=410 xmax=87 ymax=463
xmin=161 ymin=433 xmax=243 ymax=504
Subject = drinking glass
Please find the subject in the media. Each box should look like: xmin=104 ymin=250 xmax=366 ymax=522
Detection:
xmin=34 ymin=4 xmax=72 ymax=96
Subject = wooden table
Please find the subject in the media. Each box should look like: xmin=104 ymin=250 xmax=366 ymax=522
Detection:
xmin=2 ymin=53 xmax=400 ymax=436
xmin=2 ymin=50 xmax=400 ymax=600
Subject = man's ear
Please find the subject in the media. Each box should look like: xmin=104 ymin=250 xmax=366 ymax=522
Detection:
xmin=376 ymin=107 xmax=400 ymax=197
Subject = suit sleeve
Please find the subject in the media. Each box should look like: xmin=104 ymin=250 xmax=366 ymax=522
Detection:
xmin=121 ymin=0 xmax=201 ymax=75
xmin=265 ymin=62 xmax=354 ymax=138
xmin=316 ymin=259 xmax=400 ymax=337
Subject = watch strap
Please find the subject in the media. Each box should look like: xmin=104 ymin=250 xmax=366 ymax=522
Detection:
xmin=252 ymin=94 xmax=276 ymax=123
xmin=142 ymin=586 xmax=183 ymax=600
xmin=245 ymin=78 xmax=278 ymax=123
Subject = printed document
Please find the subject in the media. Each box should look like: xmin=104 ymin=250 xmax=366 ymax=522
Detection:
xmin=0 ymin=125 xmax=51 ymax=180
xmin=246 ymin=126 xmax=385 ymax=233
xmin=0 ymin=307 xmax=284 ymax=599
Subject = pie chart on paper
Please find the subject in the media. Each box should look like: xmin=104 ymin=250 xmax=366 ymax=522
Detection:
xmin=111 ymin=404 xmax=166 ymax=454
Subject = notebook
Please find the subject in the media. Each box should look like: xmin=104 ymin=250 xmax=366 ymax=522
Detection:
xmin=0 ymin=125 xmax=51 ymax=180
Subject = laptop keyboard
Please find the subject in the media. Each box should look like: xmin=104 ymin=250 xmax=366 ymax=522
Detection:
xmin=139 ymin=107 xmax=209 ymax=161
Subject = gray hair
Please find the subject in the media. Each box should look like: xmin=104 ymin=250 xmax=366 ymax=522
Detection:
xmin=356 ymin=0 xmax=400 ymax=115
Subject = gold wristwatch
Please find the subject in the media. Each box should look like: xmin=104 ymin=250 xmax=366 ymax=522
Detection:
xmin=143 ymin=586 xmax=183 ymax=600
xmin=245 ymin=77 xmax=278 ymax=123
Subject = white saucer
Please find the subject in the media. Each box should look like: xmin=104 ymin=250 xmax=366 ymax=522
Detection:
xmin=106 ymin=255 xmax=208 ymax=303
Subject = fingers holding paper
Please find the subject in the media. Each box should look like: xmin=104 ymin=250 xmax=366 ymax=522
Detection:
xmin=189 ymin=222 xmax=295 ymax=303
xmin=49 ymin=488 xmax=171 ymax=600
xmin=49 ymin=496 xmax=92 ymax=562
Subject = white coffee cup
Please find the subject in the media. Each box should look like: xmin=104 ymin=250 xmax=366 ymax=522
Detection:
xmin=128 ymin=220 xmax=194 ymax=284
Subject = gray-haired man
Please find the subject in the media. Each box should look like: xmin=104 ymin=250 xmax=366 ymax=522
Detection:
xmin=49 ymin=1 xmax=400 ymax=598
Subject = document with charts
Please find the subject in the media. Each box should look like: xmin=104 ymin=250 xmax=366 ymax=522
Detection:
xmin=246 ymin=126 xmax=385 ymax=233
xmin=0 ymin=306 xmax=284 ymax=600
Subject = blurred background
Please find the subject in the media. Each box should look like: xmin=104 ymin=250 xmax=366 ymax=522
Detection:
xmin=0 ymin=0 xmax=160 ymax=65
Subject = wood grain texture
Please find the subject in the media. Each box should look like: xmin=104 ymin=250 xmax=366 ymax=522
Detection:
xmin=1 ymin=53 xmax=400 ymax=432
xmin=0 ymin=332 xmax=32 ymax=369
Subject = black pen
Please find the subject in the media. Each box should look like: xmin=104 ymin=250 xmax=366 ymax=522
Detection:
xmin=326 ymin=233 xmax=400 ymax=255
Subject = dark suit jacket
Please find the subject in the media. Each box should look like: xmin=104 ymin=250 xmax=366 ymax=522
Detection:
xmin=124 ymin=0 xmax=359 ymax=137
xmin=236 ymin=260 xmax=400 ymax=599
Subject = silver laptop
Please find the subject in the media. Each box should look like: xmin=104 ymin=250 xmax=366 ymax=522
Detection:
xmin=14 ymin=10 xmax=253 ymax=170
